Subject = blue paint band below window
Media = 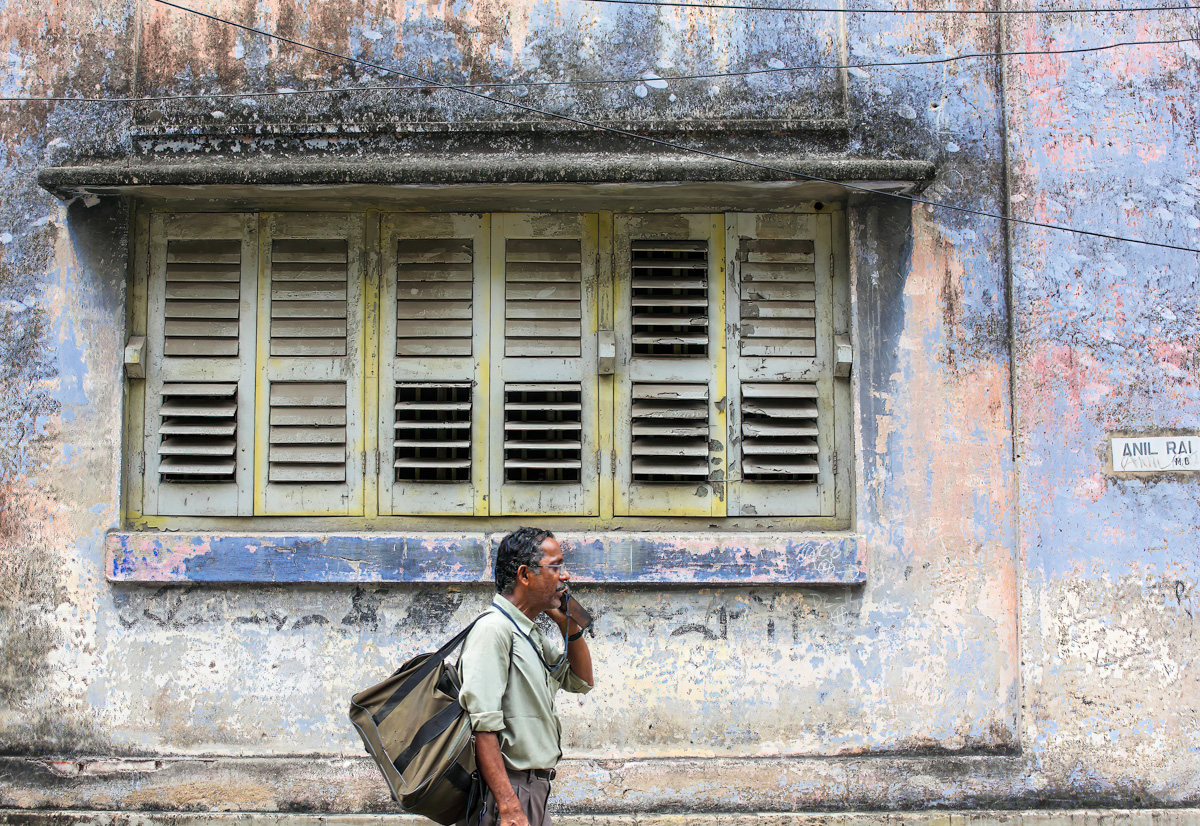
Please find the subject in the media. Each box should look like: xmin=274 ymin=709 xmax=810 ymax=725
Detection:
xmin=106 ymin=531 xmax=866 ymax=585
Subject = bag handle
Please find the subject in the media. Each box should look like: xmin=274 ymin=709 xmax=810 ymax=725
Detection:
xmin=372 ymin=615 xmax=484 ymax=726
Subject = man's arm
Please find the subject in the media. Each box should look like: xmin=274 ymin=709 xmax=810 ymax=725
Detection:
xmin=545 ymin=608 xmax=593 ymax=686
xmin=475 ymin=732 xmax=528 ymax=826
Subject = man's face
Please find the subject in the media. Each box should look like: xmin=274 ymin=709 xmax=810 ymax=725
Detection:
xmin=526 ymin=536 xmax=569 ymax=613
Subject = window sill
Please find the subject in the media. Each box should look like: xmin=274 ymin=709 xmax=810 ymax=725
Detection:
xmin=106 ymin=531 xmax=865 ymax=585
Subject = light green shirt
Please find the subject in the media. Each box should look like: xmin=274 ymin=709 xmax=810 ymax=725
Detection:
xmin=458 ymin=595 xmax=593 ymax=770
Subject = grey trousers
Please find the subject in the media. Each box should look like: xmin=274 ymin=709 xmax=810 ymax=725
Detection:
xmin=480 ymin=767 xmax=554 ymax=826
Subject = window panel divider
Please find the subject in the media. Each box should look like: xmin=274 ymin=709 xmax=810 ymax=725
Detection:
xmin=363 ymin=212 xmax=382 ymax=520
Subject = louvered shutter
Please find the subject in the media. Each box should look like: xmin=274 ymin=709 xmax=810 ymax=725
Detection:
xmin=489 ymin=214 xmax=600 ymax=516
xmin=726 ymin=213 xmax=837 ymax=516
xmin=142 ymin=213 xmax=258 ymax=516
xmin=380 ymin=214 xmax=490 ymax=515
xmin=613 ymin=214 xmax=727 ymax=516
xmin=254 ymin=213 xmax=366 ymax=515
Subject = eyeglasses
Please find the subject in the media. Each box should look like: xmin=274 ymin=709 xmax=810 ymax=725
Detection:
xmin=529 ymin=563 xmax=567 ymax=575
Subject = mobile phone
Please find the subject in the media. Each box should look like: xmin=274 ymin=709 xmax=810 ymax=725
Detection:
xmin=562 ymin=589 xmax=593 ymax=630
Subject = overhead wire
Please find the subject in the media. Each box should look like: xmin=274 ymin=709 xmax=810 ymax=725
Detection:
xmin=578 ymin=0 xmax=1200 ymax=13
xmin=2 ymin=36 xmax=1196 ymax=104
xmin=57 ymin=0 xmax=1200 ymax=255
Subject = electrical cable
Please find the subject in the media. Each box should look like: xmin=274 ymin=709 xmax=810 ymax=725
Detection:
xmin=3 ymin=36 xmax=1195 ymax=104
xmin=96 ymin=0 xmax=1200 ymax=254
xmin=579 ymin=0 xmax=1200 ymax=14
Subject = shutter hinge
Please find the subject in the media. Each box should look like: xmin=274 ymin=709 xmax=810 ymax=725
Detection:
xmin=375 ymin=449 xmax=383 ymax=477
xmin=831 ymin=450 xmax=837 ymax=477
xmin=135 ymin=451 xmax=145 ymax=476
xmin=830 ymin=252 xmax=834 ymax=274
xmin=611 ymin=449 xmax=617 ymax=475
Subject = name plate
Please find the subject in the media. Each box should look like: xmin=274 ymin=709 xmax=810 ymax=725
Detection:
xmin=1110 ymin=434 xmax=1199 ymax=473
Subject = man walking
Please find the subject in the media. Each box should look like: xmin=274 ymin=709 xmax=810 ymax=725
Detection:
xmin=459 ymin=527 xmax=594 ymax=826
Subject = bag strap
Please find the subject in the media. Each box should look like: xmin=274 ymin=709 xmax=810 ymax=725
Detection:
xmin=498 ymin=608 xmax=567 ymax=673
xmin=372 ymin=615 xmax=484 ymax=726
xmin=392 ymin=698 xmax=465 ymax=773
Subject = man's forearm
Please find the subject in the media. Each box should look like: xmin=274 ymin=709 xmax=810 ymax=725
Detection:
xmin=566 ymin=626 xmax=593 ymax=686
xmin=474 ymin=732 xmax=519 ymax=814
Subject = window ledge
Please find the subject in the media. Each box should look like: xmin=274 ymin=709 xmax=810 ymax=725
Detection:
xmin=106 ymin=531 xmax=865 ymax=585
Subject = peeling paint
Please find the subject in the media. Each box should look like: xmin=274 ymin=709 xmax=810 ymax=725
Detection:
xmin=2 ymin=0 xmax=1198 ymax=817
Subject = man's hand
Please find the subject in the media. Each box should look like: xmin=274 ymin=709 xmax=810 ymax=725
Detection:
xmin=546 ymin=594 xmax=593 ymax=687
xmin=497 ymin=798 xmax=532 ymax=826
xmin=544 ymin=604 xmax=570 ymax=635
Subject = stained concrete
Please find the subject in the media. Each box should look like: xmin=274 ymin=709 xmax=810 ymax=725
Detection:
xmin=1 ymin=0 xmax=1197 ymax=818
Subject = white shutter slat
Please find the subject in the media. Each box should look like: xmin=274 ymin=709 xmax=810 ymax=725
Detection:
xmin=396 ymin=266 xmax=473 ymax=282
xmin=401 ymin=320 xmax=474 ymax=338
xmin=270 ymin=263 xmax=348 ymax=281
xmin=506 ymin=283 xmax=582 ymax=301
xmin=158 ymin=459 xmax=237 ymax=475
xmin=397 ymin=282 xmax=473 ymax=301
xmin=165 ymin=301 xmax=241 ymax=319
xmin=742 ymin=262 xmax=817 ymax=281
xmin=397 ymin=301 xmax=472 ymax=320
xmin=741 ymin=282 xmax=817 ymax=302
xmin=163 ymin=339 xmax=241 ymax=357
xmin=503 ymin=262 xmax=582 ymax=281
xmin=271 ymin=426 xmax=347 ymax=444
xmin=160 ymin=422 xmax=237 ymax=436
xmin=270 ymin=300 xmax=348 ymax=319
xmin=395 ymin=238 xmax=473 ymax=263
xmin=395 ymin=458 xmax=473 ymax=469
xmin=165 ymin=264 xmax=240 ymax=282
xmin=269 ymin=319 xmax=348 ymax=338
xmin=397 ymin=340 xmax=474 ymax=357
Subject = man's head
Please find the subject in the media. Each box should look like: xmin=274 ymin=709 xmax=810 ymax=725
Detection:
xmin=495 ymin=527 xmax=554 ymax=594
xmin=495 ymin=527 xmax=568 ymax=615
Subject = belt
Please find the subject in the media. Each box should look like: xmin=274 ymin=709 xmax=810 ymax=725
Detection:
xmin=507 ymin=767 xmax=556 ymax=782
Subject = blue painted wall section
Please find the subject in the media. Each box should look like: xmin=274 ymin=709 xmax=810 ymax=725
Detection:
xmin=106 ymin=532 xmax=866 ymax=584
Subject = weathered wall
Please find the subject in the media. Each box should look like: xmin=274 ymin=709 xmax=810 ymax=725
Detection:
xmin=0 ymin=0 xmax=1194 ymax=817
xmin=1004 ymin=8 xmax=1200 ymax=806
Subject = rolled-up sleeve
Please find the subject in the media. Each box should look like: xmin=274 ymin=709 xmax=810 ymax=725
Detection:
xmin=557 ymin=665 xmax=593 ymax=695
xmin=458 ymin=621 xmax=511 ymax=733
xmin=544 ymin=636 xmax=593 ymax=695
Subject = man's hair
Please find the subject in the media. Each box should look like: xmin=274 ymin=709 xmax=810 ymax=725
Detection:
xmin=495 ymin=527 xmax=554 ymax=595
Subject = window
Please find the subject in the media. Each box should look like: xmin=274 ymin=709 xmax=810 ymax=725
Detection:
xmin=128 ymin=209 xmax=851 ymax=525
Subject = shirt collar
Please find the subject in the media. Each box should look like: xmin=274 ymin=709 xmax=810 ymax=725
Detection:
xmin=492 ymin=594 xmax=537 ymax=635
